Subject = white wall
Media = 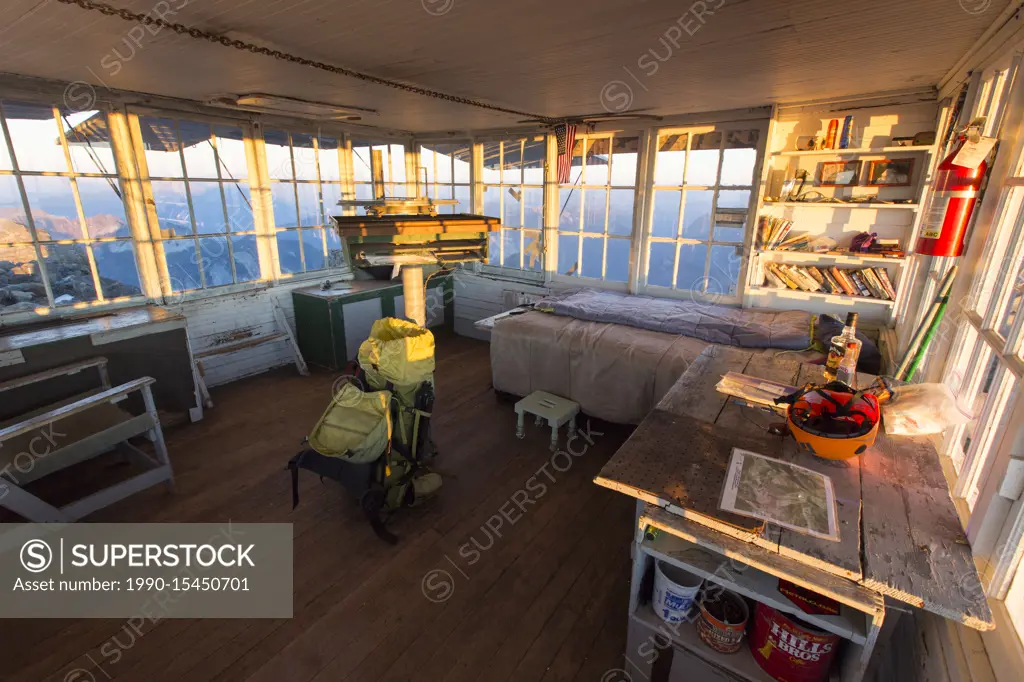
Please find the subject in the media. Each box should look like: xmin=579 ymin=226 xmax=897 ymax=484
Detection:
xmin=452 ymin=270 xmax=551 ymax=340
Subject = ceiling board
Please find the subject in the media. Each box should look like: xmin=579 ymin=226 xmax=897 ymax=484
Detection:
xmin=0 ymin=0 xmax=1009 ymax=132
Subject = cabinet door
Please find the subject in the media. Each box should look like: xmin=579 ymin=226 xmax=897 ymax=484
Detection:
xmin=342 ymin=297 xmax=384 ymax=360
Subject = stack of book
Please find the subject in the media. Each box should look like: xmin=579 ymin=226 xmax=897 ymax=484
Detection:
xmin=763 ymin=263 xmax=897 ymax=300
xmin=865 ymin=238 xmax=905 ymax=258
xmin=758 ymin=216 xmax=794 ymax=250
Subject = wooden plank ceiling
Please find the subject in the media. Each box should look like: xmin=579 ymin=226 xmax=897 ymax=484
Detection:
xmin=0 ymin=0 xmax=1010 ymax=132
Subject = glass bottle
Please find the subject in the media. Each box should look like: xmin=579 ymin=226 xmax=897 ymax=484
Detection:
xmin=836 ymin=341 xmax=861 ymax=388
xmin=824 ymin=313 xmax=861 ymax=382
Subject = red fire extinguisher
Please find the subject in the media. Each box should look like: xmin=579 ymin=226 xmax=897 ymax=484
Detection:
xmin=916 ymin=136 xmax=988 ymax=257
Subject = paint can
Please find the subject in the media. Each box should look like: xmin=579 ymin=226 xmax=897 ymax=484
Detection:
xmin=652 ymin=560 xmax=703 ymax=624
xmin=696 ymin=588 xmax=749 ymax=654
xmin=749 ymin=602 xmax=840 ymax=682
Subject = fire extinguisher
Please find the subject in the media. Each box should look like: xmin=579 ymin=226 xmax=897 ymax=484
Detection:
xmin=916 ymin=135 xmax=988 ymax=257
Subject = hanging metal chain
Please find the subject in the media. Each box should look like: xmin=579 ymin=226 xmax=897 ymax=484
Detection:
xmin=57 ymin=0 xmax=555 ymax=123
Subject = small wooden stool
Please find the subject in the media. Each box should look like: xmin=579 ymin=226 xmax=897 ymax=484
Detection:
xmin=514 ymin=391 xmax=580 ymax=452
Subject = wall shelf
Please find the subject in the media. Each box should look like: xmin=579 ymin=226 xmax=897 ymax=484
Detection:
xmin=757 ymin=250 xmax=907 ymax=267
xmin=771 ymin=145 xmax=935 ymax=157
xmin=762 ymin=201 xmax=920 ymax=210
xmin=748 ymin=287 xmax=896 ymax=307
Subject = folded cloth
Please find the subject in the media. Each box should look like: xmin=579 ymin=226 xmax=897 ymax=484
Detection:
xmin=533 ymin=288 xmax=812 ymax=350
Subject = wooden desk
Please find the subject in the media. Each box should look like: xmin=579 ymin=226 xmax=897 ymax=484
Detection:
xmin=595 ymin=345 xmax=992 ymax=682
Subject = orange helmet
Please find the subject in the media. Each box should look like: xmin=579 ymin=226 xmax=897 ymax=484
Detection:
xmin=781 ymin=383 xmax=880 ymax=460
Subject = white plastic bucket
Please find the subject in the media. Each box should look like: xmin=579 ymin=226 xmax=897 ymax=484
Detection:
xmin=653 ymin=560 xmax=704 ymax=624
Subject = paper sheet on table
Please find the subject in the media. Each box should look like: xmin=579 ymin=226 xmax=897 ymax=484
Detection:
xmin=720 ymin=448 xmax=840 ymax=542
xmin=715 ymin=371 xmax=797 ymax=411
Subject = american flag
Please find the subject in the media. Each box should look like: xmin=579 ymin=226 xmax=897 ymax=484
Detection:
xmin=554 ymin=123 xmax=577 ymax=184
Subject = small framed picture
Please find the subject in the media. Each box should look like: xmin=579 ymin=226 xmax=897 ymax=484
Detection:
xmin=866 ymin=158 xmax=915 ymax=187
xmin=818 ymin=160 xmax=862 ymax=186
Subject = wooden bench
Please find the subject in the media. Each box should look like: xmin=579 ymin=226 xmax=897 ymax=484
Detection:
xmin=0 ymin=357 xmax=174 ymax=522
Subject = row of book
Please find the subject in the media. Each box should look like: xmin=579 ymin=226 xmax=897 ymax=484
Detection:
xmin=763 ymin=263 xmax=897 ymax=300
xmin=758 ymin=216 xmax=794 ymax=250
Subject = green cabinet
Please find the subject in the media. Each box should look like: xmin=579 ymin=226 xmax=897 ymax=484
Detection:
xmin=292 ymin=276 xmax=453 ymax=371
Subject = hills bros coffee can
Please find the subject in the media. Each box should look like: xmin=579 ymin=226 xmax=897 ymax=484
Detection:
xmin=749 ymin=603 xmax=840 ymax=682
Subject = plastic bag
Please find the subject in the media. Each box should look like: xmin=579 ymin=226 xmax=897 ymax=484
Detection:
xmin=882 ymin=383 xmax=972 ymax=435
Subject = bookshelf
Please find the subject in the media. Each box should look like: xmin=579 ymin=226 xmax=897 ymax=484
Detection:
xmin=745 ymin=100 xmax=941 ymax=323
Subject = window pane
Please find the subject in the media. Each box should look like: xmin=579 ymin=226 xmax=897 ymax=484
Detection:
xmin=503 ymin=187 xmax=521 ymax=228
xmin=303 ymin=229 xmax=326 ymax=271
xmin=453 ymin=145 xmax=471 ymax=183
xmin=435 ymin=145 xmax=454 ymax=183
xmin=502 ymin=141 xmax=522 ymax=185
xmin=420 ymin=147 xmax=436 ymax=184
xmin=655 ymin=134 xmax=687 ymax=186
xmin=558 ymin=189 xmax=581 ymax=231
xmin=292 ymin=133 xmax=318 ymax=181
xmin=214 ymin=126 xmax=248 ymax=179
xmin=610 ymin=136 xmax=640 ymax=186
xmin=76 ymin=178 xmax=129 ymax=239
xmin=5 ymin=102 xmax=65 ymax=172
xmin=608 ymin=189 xmax=634 ymax=236
xmin=676 ymin=243 xmax=709 ymax=292
xmin=558 ymin=234 xmax=579 ymax=275
xmin=998 ymin=254 xmax=1024 ymax=338
xmin=581 ymin=236 xmax=604 ymax=278
xmin=272 ymin=183 xmax=298 ymax=227
xmin=718 ymin=189 xmax=751 ymax=210
xmin=164 ymin=240 xmax=201 ymax=291
xmin=199 ymin=236 xmax=232 ymax=287
xmin=297 ymin=183 xmax=321 ymax=226
xmin=23 ymin=176 xmax=82 ymax=240
xmin=224 ymin=182 xmax=254 ymax=232
xmin=682 ymin=190 xmax=714 ymax=240
xmin=0 ymin=112 xmax=12 ymax=170
xmin=585 ymin=139 xmax=611 ymax=186
xmin=387 ymin=144 xmax=406 ymax=187
xmin=231 ymin=235 xmax=260 ymax=282
xmin=151 ymin=180 xmax=193 ymax=236
xmin=0 ymin=246 xmax=46 ymax=311
xmin=180 ymin=122 xmax=217 ymax=179
xmin=524 ymin=230 xmax=543 ymax=271
xmin=524 ymin=139 xmax=545 ymax=185
xmin=523 ymin=187 xmax=543 ymax=228
xmin=721 ymin=147 xmax=757 ymax=186
xmin=686 ymin=132 xmax=722 ymax=185
xmin=714 ymin=210 xmax=747 ymax=243
xmin=93 ymin=241 xmax=141 ymax=298
xmin=321 ymin=183 xmax=343 ymax=224
xmin=189 ymin=182 xmax=226 ymax=235
xmin=46 ymin=243 xmax=97 ymax=306
xmin=265 ymin=130 xmax=293 ymax=180
xmin=352 ymin=144 xmax=373 ymax=183
xmin=502 ymin=229 xmax=521 ymax=268
xmin=276 ymin=230 xmax=302 ymax=274
xmin=64 ymin=111 xmax=117 ymax=175
xmin=583 ymin=189 xmax=607 ymax=234
xmin=708 ymin=244 xmax=742 ymax=296
xmin=483 ymin=186 xmax=500 ymax=218
xmin=482 ymin=142 xmax=501 ymax=184
xmin=139 ymin=117 xmax=185 ymax=178
xmin=487 ymin=231 xmax=500 ymax=265
xmin=326 ymin=228 xmax=345 ymax=268
xmin=648 ymin=242 xmax=676 ymax=287
xmin=606 ymin=238 xmax=630 ymax=282
xmin=453 ymin=185 xmax=470 ymax=213
xmin=355 ymin=183 xmax=374 ymax=201
xmin=317 ymin=136 xmax=340 ymax=182
xmin=651 ymin=190 xmax=681 ymax=238
xmin=0 ymin=177 xmax=29 ymax=242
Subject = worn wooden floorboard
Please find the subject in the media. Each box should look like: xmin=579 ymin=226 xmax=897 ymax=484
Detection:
xmin=2 ymin=331 xmax=637 ymax=681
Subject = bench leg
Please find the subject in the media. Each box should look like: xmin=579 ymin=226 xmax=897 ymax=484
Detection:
xmin=515 ymin=410 xmax=525 ymax=439
xmin=141 ymin=384 xmax=175 ymax=493
xmin=0 ymin=478 xmax=71 ymax=522
xmin=550 ymin=422 xmax=558 ymax=452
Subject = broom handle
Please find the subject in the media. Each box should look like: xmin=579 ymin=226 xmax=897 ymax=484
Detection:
xmin=904 ymin=296 xmax=950 ymax=381
xmin=896 ymin=265 xmax=958 ymax=380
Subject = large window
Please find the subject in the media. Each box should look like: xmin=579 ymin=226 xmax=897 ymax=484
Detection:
xmin=263 ymin=129 xmax=346 ymax=275
xmin=418 ymin=142 xmax=471 ymax=213
xmin=135 ymin=115 xmax=259 ymax=291
xmin=644 ymin=127 xmax=760 ymax=300
xmin=556 ymin=134 xmax=639 ymax=282
xmin=0 ymin=102 xmax=142 ymax=313
xmin=482 ymin=137 xmax=546 ymax=270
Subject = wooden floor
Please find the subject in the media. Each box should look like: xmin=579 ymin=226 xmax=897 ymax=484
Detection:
xmin=4 ymin=331 xmax=637 ymax=682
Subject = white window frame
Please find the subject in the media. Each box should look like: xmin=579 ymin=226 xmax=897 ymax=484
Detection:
xmin=0 ymin=101 xmax=146 ymax=317
xmin=550 ymin=131 xmax=641 ymax=288
xmin=480 ymin=136 xmax=547 ymax=274
xmin=635 ymin=120 xmax=767 ymax=305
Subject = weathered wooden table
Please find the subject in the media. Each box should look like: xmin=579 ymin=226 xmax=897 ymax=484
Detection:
xmin=595 ymin=345 xmax=993 ymax=682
